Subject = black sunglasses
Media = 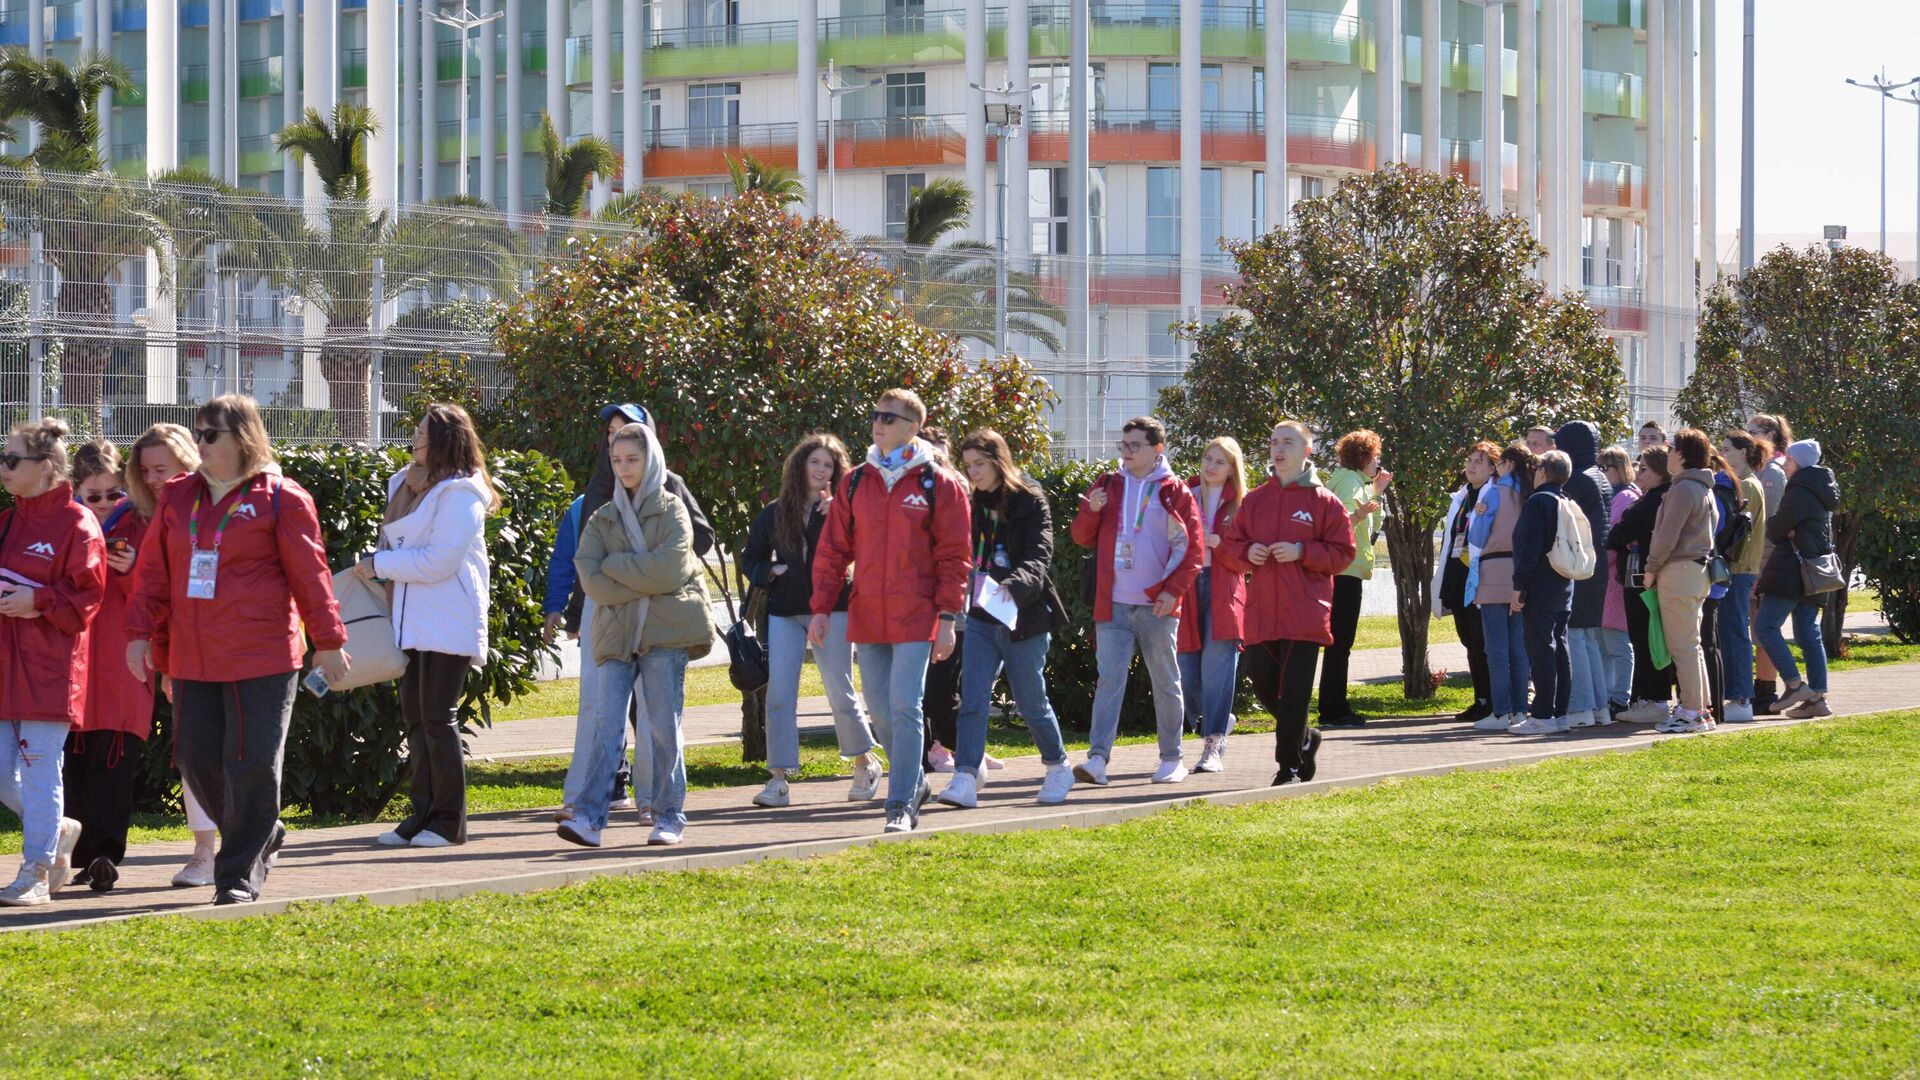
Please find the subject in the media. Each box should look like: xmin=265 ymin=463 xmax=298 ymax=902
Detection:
xmin=193 ymin=428 xmax=231 ymax=445
xmin=871 ymin=410 xmax=911 ymax=427
xmin=81 ymin=489 xmax=125 ymax=505
xmin=0 ymin=453 xmax=47 ymax=470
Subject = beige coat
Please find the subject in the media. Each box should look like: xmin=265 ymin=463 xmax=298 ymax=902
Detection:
xmin=1645 ymin=468 xmax=1718 ymax=579
xmin=575 ymin=488 xmax=713 ymax=665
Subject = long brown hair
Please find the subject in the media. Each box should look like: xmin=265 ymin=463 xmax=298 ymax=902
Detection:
xmin=71 ymin=437 xmax=121 ymax=485
xmin=419 ymin=403 xmax=501 ymax=512
xmin=1499 ymin=443 xmax=1537 ymax=495
xmin=957 ymin=428 xmax=1041 ymax=500
xmin=776 ymin=432 xmax=850 ymax=556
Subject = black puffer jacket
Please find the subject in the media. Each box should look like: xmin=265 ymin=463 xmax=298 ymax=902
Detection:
xmin=968 ymin=483 xmax=1068 ymax=642
xmin=741 ymin=498 xmax=849 ymax=618
xmin=1758 ymin=465 xmax=1841 ymax=600
xmin=1555 ymin=421 xmax=1614 ymax=627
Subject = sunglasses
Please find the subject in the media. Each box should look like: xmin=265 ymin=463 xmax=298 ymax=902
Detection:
xmin=0 ymin=453 xmax=47 ymax=470
xmin=80 ymin=489 xmax=125 ymax=505
xmin=193 ymin=428 xmax=230 ymax=445
xmin=870 ymin=410 xmax=911 ymax=427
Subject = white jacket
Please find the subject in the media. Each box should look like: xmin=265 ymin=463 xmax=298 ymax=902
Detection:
xmin=1431 ymin=484 xmax=1471 ymax=618
xmin=373 ymin=469 xmax=492 ymax=666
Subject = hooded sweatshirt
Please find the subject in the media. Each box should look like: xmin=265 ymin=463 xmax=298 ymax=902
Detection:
xmin=1554 ymin=421 xmax=1613 ymax=627
xmin=1111 ymin=455 xmax=1189 ymax=606
xmin=1216 ymin=463 xmax=1356 ymax=646
xmin=1645 ymin=467 xmax=1719 ymax=579
xmin=575 ymin=422 xmax=713 ymax=664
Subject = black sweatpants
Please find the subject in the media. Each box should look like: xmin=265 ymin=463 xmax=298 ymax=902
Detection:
xmin=173 ymin=671 xmax=299 ymax=896
xmin=1245 ymin=639 xmax=1321 ymax=770
xmin=62 ymin=728 xmax=146 ymax=867
xmin=1317 ymin=575 xmax=1364 ymax=721
xmin=1455 ymin=605 xmax=1492 ymax=708
xmin=1626 ymin=585 xmax=1676 ymax=702
xmin=922 ymin=629 xmax=965 ymax=755
xmin=397 ymin=649 xmax=471 ymax=844
xmin=1702 ymin=597 xmax=1724 ymax=722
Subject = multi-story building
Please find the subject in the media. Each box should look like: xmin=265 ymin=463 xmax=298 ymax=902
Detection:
xmin=0 ymin=1 xmax=1714 ymax=450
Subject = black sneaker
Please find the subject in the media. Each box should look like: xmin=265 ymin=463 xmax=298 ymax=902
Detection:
xmin=86 ymin=856 xmax=118 ymax=894
xmin=213 ymin=885 xmax=256 ymax=906
xmin=1752 ymin=681 xmax=1780 ymax=716
xmin=1271 ymin=768 xmax=1298 ymax=786
xmin=1297 ymin=728 xmax=1324 ymax=782
xmin=1319 ymin=713 xmax=1367 ymax=729
xmin=1452 ymin=700 xmax=1492 ymax=725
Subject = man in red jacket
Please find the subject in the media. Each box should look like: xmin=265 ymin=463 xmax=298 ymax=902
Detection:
xmin=1219 ymin=421 xmax=1357 ymax=785
xmin=1069 ymin=417 xmax=1205 ymax=786
xmin=811 ymin=388 xmax=971 ymax=834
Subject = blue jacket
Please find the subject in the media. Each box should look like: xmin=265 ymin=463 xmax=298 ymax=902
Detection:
xmin=1511 ymin=481 xmax=1573 ymax=615
xmin=1463 ymin=475 xmax=1521 ymax=607
xmin=544 ymin=495 xmax=585 ymax=618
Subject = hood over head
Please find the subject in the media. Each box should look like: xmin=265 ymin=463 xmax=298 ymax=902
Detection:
xmin=1553 ymin=421 xmax=1601 ymax=469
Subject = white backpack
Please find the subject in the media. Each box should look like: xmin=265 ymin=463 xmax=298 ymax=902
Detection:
xmin=1547 ymin=494 xmax=1596 ymax=581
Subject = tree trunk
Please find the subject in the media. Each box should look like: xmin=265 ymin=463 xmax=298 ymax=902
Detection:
xmin=1825 ymin=511 xmax=1862 ymax=660
xmin=1384 ymin=509 xmax=1439 ymax=699
xmin=322 ymin=341 xmax=372 ymax=441
xmin=56 ymin=278 xmax=113 ymax=429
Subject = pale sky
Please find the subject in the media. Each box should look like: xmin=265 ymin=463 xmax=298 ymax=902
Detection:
xmin=1712 ymin=0 xmax=1920 ymax=263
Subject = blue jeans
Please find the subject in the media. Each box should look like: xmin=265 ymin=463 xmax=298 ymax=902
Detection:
xmin=954 ymin=616 xmax=1065 ymax=776
xmin=1755 ymin=593 xmax=1828 ymax=694
xmin=1177 ymin=569 xmax=1240 ymax=739
xmin=560 ymin=597 xmax=650 ymax=810
xmin=1718 ymin=573 xmax=1757 ymax=700
xmin=1598 ymin=627 xmax=1634 ymax=706
xmin=574 ymin=648 xmax=689 ymax=832
xmin=857 ymin=639 xmax=935 ymax=813
xmin=1479 ymin=604 xmax=1530 ymax=717
xmin=765 ymin=612 xmax=880 ymax=771
xmin=0 ymin=720 xmax=66 ymax=870
xmin=1523 ymin=606 xmax=1572 ymax=720
xmin=1091 ymin=603 xmax=1187 ymax=763
xmin=1566 ymin=626 xmax=1608 ymax=715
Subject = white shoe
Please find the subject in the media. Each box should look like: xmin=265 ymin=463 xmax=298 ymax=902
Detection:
xmin=1566 ymin=709 xmax=1595 ymax=729
xmin=1723 ymin=700 xmax=1756 ymax=723
xmin=1593 ymin=705 xmax=1618 ymax=726
xmin=1037 ymin=763 xmax=1075 ymax=805
xmin=1620 ymin=699 xmax=1669 ymax=724
xmin=1508 ymin=716 xmax=1559 ymax=735
xmin=410 ymin=830 xmax=453 ymax=848
xmin=1151 ymin=759 xmax=1189 ymax=784
xmin=936 ymin=771 xmax=978 ymax=809
xmin=1552 ymin=715 xmax=1575 ymax=733
xmin=884 ymin=808 xmax=915 ymax=833
xmin=0 ymin=863 xmax=50 ymax=907
xmin=752 ymin=776 xmax=791 ymax=808
xmin=926 ymin=743 xmax=956 ymax=774
xmin=647 ymin=825 xmax=684 ymax=846
xmin=553 ymin=806 xmax=575 ymax=823
xmin=172 ymin=835 xmax=217 ymax=888
xmin=375 ymin=830 xmax=410 ymax=847
xmin=1474 ymin=712 xmax=1514 ymax=731
xmin=635 ymin=807 xmax=655 ymax=828
xmin=49 ymin=818 xmax=81 ymax=891
xmin=610 ymin=795 xmax=638 ymax=812
xmin=1072 ymin=755 xmax=1109 ymax=786
xmin=1658 ymin=710 xmax=1710 ymax=734
xmin=983 ymin=753 xmax=1006 ymax=771
xmin=1194 ymin=735 xmax=1225 ymax=772
xmin=847 ymin=758 xmax=883 ymax=801
xmin=557 ymin=820 xmax=602 ymax=847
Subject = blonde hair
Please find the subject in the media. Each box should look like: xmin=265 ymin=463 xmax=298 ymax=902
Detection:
xmin=1201 ymin=436 xmax=1250 ymax=510
xmin=878 ymin=387 xmax=928 ymax=425
xmin=9 ymin=417 xmax=71 ymax=484
xmin=1273 ymin=419 xmax=1314 ymax=449
xmin=126 ymin=423 xmax=201 ymax=518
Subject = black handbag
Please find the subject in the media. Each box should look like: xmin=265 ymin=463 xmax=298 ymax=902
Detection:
xmin=722 ymin=588 xmax=770 ymax=693
xmin=1798 ymin=550 xmax=1846 ymax=597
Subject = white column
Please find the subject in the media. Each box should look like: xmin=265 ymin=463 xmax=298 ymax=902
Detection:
xmin=402 ymin=0 xmax=418 ymax=204
xmin=546 ymin=0 xmax=568 ymax=136
xmin=1517 ymin=0 xmax=1536 ymax=231
xmin=1377 ymin=0 xmax=1402 ymax=163
xmin=88 ymin=0 xmax=110 ymax=163
xmin=306 ymin=0 xmax=338 ymax=198
xmin=1067 ymin=0 xmax=1090 ymax=452
xmin=1562 ymin=0 xmax=1582 ymax=288
xmin=208 ymin=0 xmax=226 ymax=179
xmin=1180 ymin=0 xmax=1202 ymax=330
xmin=1700 ymin=0 xmax=1717 ymax=285
xmin=369 ymin=0 xmax=398 ymax=207
xmin=26 ymin=0 xmax=45 ymax=153
xmin=146 ymin=0 xmax=181 ymax=402
xmin=1538 ymin=0 xmax=1560 ymax=288
xmin=1479 ymin=0 xmax=1502 ymax=212
xmin=1666 ymin=0 xmax=1685 ymax=387
xmin=1679 ymin=0 xmax=1696 ymax=338
xmin=1265 ymin=0 xmax=1288 ymax=226
xmin=421 ymin=0 xmax=438 ymax=201
xmin=798 ymin=0 xmax=819 ymax=212
xmin=1592 ymin=208 xmax=1610 ymax=285
xmin=506 ymin=0 xmax=525 ymax=215
xmin=284 ymin=1 xmax=302 ymax=198
xmin=1421 ymin=0 xmax=1441 ymax=172
xmin=479 ymin=0 xmax=498 ymax=205
xmin=1007 ymin=0 xmax=1030 ymax=256
xmin=589 ymin=0 xmax=611 ymax=211
xmin=621 ymin=0 xmax=642 ymax=195
xmin=1645 ymin=0 xmax=1666 ymax=399
xmin=965 ymin=0 xmax=988 ymax=243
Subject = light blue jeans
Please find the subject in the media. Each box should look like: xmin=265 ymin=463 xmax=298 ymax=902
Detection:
xmin=1719 ymin=573 xmax=1757 ymax=700
xmin=1755 ymin=593 xmax=1828 ymax=695
xmin=0 ymin=720 xmax=67 ymax=869
xmin=573 ymin=648 xmax=689 ymax=832
xmin=765 ymin=612 xmax=880 ymax=772
xmin=560 ymin=597 xmax=650 ymax=812
xmin=857 ymin=639 xmax=934 ymax=813
xmin=1598 ymin=627 xmax=1635 ymax=706
xmin=1478 ymin=604 xmax=1530 ymax=717
xmin=1566 ymin=626 xmax=1609 ymax=715
xmin=955 ymin=616 xmax=1064 ymax=776
xmin=1178 ymin=640 xmax=1239 ymax=739
xmin=1091 ymin=603 xmax=1186 ymax=764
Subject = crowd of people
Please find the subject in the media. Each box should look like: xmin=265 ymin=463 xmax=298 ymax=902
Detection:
xmin=0 ymin=389 xmax=1846 ymax=908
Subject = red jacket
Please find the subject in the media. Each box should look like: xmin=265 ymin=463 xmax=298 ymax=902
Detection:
xmin=127 ymin=471 xmax=348 ymax=682
xmin=1217 ymin=468 xmax=1357 ymax=647
xmin=811 ymin=453 xmax=972 ymax=645
xmin=81 ymin=502 xmax=155 ymax=738
xmin=0 ymin=484 xmax=107 ymax=726
xmin=1068 ymin=469 xmax=1205 ymax=624
xmin=1177 ymin=477 xmax=1247 ymax=652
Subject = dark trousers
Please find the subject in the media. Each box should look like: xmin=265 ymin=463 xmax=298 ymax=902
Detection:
xmin=1523 ymin=606 xmax=1572 ymax=720
xmin=1245 ymin=639 xmax=1321 ymax=770
xmin=174 ymin=671 xmax=298 ymax=895
xmin=922 ymin=629 xmax=965 ymax=755
xmin=1455 ymin=604 xmax=1492 ymax=707
xmin=398 ymin=649 xmax=470 ymax=844
xmin=1318 ymin=575 xmax=1364 ymax=720
xmin=62 ymin=728 xmax=146 ymax=867
xmin=1702 ymin=597 xmax=1724 ymax=721
xmin=1626 ymin=585 xmax=1676 ymax=702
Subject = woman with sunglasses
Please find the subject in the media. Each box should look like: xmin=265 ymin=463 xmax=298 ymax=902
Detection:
xmin=125 ymin=395 xmax=349 ymax=906
xmin=0 ymin=418 xmax=106 ymax=906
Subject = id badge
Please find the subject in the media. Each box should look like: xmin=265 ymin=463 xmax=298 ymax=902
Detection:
xmin=1114 ymin=540 xmax=1135 ymax=571
xmin=186 ymin=549 xmax=220 ymax=600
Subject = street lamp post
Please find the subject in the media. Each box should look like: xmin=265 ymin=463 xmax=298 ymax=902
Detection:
xmin=1899 ymin=90 xmax=1920 ymax=276
xmin=972 ymin=80 xmax=1037 ymax=357
xmin=1844 ymin=70 xmax=1920 ymax=255
xmin=428 ymin=3 xmax=506 ymax=199
xmin=822 ymin=60 xmax=884 ymax=221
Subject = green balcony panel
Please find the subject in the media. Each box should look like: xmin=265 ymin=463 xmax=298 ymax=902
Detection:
xmin=238 ymin=56 xmax=283 ymax=99
xmin=1583 ymin=69 xmax=1644 ymax=119
xmin=239 ymin=144 xmax=279 ymax=175
xmin=1024 ymin=11 xmax=1372 ymax=69
xmin=182 ymin=66 xmax=210 ymax=104
xmin=343 ymin=61 xmax=367 ymax=89
xmin=121 ymin=81 xmax=147 ymax=107
xmin=112 ymin=154 xmax=146 ymax=179
xmin=646 ymin=39 xmax=799 ymax=79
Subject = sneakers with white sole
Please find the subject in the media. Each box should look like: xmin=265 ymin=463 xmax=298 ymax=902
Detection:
xmin=1775 ymin=683 xmax=1820 ymax=713
xmin=1723 ymin=700 xmax=1756 ymax=723
xmin=848 ymin=758 xmax=883 ymax=801
xmin=0 ymin=863 xmax=50 ymax=907
xmin=635 ymin=807 xmax=655 ymax=828
xmin=556 ymin=820 xmax=602 ymax=848
xmin=752 ymin=776 xmax=791 ymax=808
xmin=410 ymin=830 xmax=453 ymax=848
xmin=48 ymin=818 xmax=81 ymax=891
xmin=936 ymin=771 xmax=978 ymax=808
xmin=883 ymin=808 xmax=914 ymax=833
xmin=1194 ymin=735 xmax=1225 ymax=773
xmin=1037 ymin=763 xmax=1075 ymax=805
xmin=1474 ymin=712 xmax=1515 ymax=731
xmin=609 ymin=796 xmax=638 ymax=812
xmin=983 ymin=753 xmax=1006 ymax=771
xmin=647 ymin=825 xmax=684 ymax=846
xmin=375 ymin=830 xmax=410 ymax=847
xmin=1619 ymin=699 xmax=1669 ymax=724
xmin=926 ymin=743 xmax=956 ymax=774
xmin=1151 ymin=759 xmax=1189 ymax=784
xmin=1782 ymin=695 xmax=1832 ymax=720
xmin=1508 ymin=716 xmax=1559 ymax=735
xmin=1567 ymin=709 xmax=1596 ymax=729
xmin=171 ymin=833 xmax=217 ymax=888
xmin=1657 ymin=710 xmax=1710 ymax=734
xmin=1072 ymin=755 xmax=1109 ymax=786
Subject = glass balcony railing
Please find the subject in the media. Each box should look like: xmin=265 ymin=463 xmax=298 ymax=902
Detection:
xmin=237 ymin=0 xmax=284 ymax=21
xmin=53 ymin=2 xmax=81 ymax=41
xmin=238 ymin=56 xmax=283 ymax=99
xmin=0 ymin=13 xmax=24 ymax=48
xmin=111 ymin=0 xmax=146 ymax=32
xmin=120 ymin=70 xmax=147 ymax=106
xmin=183 ymin=0 xmax=209 ymax=28
xmin=182 ymin=65 xmax=210 ymax=104
xmin=344 ymin=48 xmax=368 ymax=90
xmin=1584 ymin=0 xmax=1645 ymax=30
xmin=1584 ymin=69 xmax=1645 ymax=119
xmin=1583 ymin=160 xmax=1645 ymax=208
xmin=238 ymin=134 xmax=280 ymax=176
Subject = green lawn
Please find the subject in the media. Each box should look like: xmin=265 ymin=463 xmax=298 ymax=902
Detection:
xmin=5 ymin=712 xmax=1919 ymax=1074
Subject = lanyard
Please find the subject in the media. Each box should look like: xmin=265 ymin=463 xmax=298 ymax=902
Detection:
xmin=188 ymin=484 xmax=247 ymax=552
xmin=1123 ymin=477 xmax=1152 ymax=537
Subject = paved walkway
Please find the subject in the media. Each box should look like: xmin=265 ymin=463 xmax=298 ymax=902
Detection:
xmin=7 ymin=650 xmax=1911 ymax=934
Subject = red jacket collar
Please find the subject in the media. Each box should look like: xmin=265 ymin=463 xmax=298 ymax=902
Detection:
xmin=14 ymin=482 xmax=75 ymax=518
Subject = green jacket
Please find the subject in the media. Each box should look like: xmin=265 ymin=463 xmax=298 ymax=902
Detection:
xmin=1327 ymin=467 xmax=1380 ymax=579
xmin=1733 ymin=472 xmax=1767 ymax=576
xmin=575 ymin=489 xmax=714 ymax=666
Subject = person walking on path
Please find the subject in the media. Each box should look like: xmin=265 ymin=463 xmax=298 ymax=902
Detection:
xmin=362 ymin=405 xmax=499 ymax=849
xmin=1754 ymin=440 xmax=1841 ymax=721
xmin=1319 ymin=430 xmax=1391 ymax=729
xmin=1434 ymin=445 xmax=1494 ymax=725
xmin=125 ymin=395 xmax=349 ymax=906
xmin=1507 ymin=451 xmax=1577 ymax=735
xmin=1177 ymin=437 xmax=1248 ymax=770
xmin=936 ymin=430 xmax=1073 ymax=809
xmin=1468 ymin=443 xmax=1531 ymax=731
xmin=1717 ymin=431 xmax=1771 ymax=723
xmin=810 ymin=389 xmax=971 ymax=834
xmin=739 ymin=433 xmax=884 ymax=808
xmin=1643 ymin=430 xmax=1720 ymax=734
xmin=1069 ymin=417 xmax=1205 ymax=788
xmin=1218 ymin=422 xmax=1356 ymax=785
xmin=1554 ymin=422 xmax=1615 ymax=730
xmin=562 ymin=422 xmax=712 ymax=848
xmin=0 ymin=419 xmax=105 ymax=907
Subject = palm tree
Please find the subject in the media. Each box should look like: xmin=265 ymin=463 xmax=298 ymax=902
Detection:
xmin=886 ymin=178 xmax=1066 ymax=354
xmin=537 ymin=111 xmax=617 ymax=219
xmin=0 ymin=50 xmax=129 ymax=172
xmin=274 ymin=103 xmax=525 ymax=439
xmin=726 ymin=150 xmax=805 ymax=206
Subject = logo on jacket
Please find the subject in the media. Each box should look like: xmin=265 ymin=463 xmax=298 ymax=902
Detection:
xmin=24 ymin=541 xmax=56 ymax=559
xmin=902 ymin=492 xmax=931 ymax=510
xmin=233 ymin=502 xmax=259 ymax=520
xmin=1291 ymin=509 xmax=1315 ymax=525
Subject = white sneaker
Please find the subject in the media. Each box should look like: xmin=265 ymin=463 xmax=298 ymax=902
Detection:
xmin=983 ymin=753 xmax=1006 ymax=771
xmin=557 ymin=820 xmax=602 ymax=847
xmin=553 ymin=806 xmax=575 ymax=823
xmin=1658 ymin=710 xmax=1710 ymax=734
xmin=1474 ymin=712 xmax=1514 ymax=731
xmin=1594 ymin=705 xmax=1618 ymax=726
xmin=752 ymin=776 xmax=791 ymax=808
xmin=848 ymin=758 xmax=883 ymax=801
xmin=1072 ymin=756 xmax=1109 ymax=786
xmin=172 ymin=835 xmax=217 ymax=888
xmin=49 ymin=818 xmax=81 ymax=891
xmin=375 ymin=830 xmax=410 ymax=847
xmin=1037 ymin=763 xmax=1075 ymax=805
xmin=883 ymin=808 xmax=914 ymax=833
xmin=0 ymin=863 xmax=50 ymax=907
xmin=635 ymin=807 xmax=655 ymax=828
xmin=1567 ymin=709 xmax=1595 ymax=729
xmin=936 ymin=771 xmax=978 ymax=808
xmin=410 ymin=830 xmax=453 ymax=848
xmin=610 ymin=796 xmax=638 ymax=812
xmin=1151 ymin=759 xmax=1189 ymax=784
xmin=926 ymin=743 xmax=956 ymax=774
xmin=1723 ymin=700 xmax=1756 ymax=723
xmin=1194 ymin=735 xmax=1225 ymax=772
xmin=1620 ymin=699 xmax=1669 ymax=724
xmin=1508 ymin=716 xmax=1559 ymax=735
xmin=647 ymin=825 xmax=684 ymax=846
